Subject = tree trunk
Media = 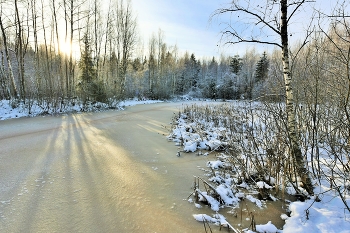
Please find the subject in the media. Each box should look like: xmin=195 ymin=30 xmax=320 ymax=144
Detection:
xmin=15 ymin=0 xmax=25 ymax=99
xmin=0 ymin=14 xmax=18 ymax=98
xmin=52 ymin=0 xmax=64 ymax=95
xmin=40 ymin=0 xmax=53 ymax=97
xmin=280 ymin=0 xmax=313 ymax=195
xmin=69 ymin=0 xmax=74 ymax=98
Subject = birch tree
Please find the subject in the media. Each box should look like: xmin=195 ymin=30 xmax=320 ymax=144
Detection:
xmin=14 ymin=0 xmax=26 ymax=99
xmin=214 ymin=0 xmax=314 ymax=195
xmin=0 ymin=2 xmax=18 ymax=98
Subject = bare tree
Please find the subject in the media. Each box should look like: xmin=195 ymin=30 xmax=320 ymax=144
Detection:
xmin=0 ymin=4 xmax=18 ymax=98
xmin=61 ymin=0 xmax=86 ymax=98
xmin=148 ymin=33 xmax=156 ymax=97
xmin=213 ymin=0 xmax=314 ymax=195
xmin=14 ymin=0 xmax=26 ymax=99
xmin=119 ymin=0 xmax=137 ymax=98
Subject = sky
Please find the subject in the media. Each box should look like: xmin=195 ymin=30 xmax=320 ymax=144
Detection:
xmin=131 ymin=0 xmax=348 ymax=60
xmin=132 ymin=0 xmax=234 ymax=59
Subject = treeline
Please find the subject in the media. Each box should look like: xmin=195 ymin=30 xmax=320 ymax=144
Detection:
xmin=0 ymin=0 xmax=271 ymax=104
xmin=0 ymin=0 xmax=349 ymax=112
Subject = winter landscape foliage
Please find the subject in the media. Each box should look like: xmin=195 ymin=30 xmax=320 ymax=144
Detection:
xmin=1 ymin=0 xmax=350 ymax=232
xmin=168 ymin=102 xmax=350 ymax=232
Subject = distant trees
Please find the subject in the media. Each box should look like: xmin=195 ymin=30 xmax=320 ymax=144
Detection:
xmin=0 ymin=0 xmax=280 ymax=103
xmin=0 ymin=0 xmax=348 ymax=124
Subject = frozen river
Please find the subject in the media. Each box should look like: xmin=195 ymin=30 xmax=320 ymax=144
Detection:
xmin=0 ymin=102 xmax=217 ymax=233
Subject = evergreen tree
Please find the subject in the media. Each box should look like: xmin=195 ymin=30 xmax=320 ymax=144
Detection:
xmin=79 ymin=34 xmax=96 ymax=84
xmin=188 ymin=53 xmax=200 ymax=89
xmin=78 ymin=34 xmax=106 ymax=103
xmin=230 ymin=55 xmax=242 ymax=74
xmin=254 ymin=52 xmax=269 ymax=82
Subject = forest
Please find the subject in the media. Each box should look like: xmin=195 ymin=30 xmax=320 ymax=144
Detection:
xmin=0 ymin=0 xmax=348 ymax=110
xmin=0 ymin=0 xmax=350 ymax=230
xmin=0 ymin=0 xmax=275 ymax=106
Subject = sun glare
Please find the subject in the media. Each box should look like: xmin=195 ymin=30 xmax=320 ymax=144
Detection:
xmin=58 ymin=40 xmax=80 ymax=58
xmin=59 ymin=40 xmax=72 ymax=56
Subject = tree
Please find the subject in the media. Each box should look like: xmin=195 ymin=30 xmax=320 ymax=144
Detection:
xmin=254 ymin=51 xmax=269 ymax=82
xmin=0 ymin=8 xmax=18 ymax=98
xmin=14 ymin=0 xmax=26 ymax=99
xmin=78 ymin=34 xmax=106 ymax=103
xmin=230 ymin=55 xmax=242 ymax=74
xmin=214 ymin=0 xmax=314 ymax=195
xmin=115 ymin=0 xmax=137 ymax=98
xmin=187 ymin=53 xmax=200 ymax=90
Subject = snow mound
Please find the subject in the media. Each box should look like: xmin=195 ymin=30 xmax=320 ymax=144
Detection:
xmin=256 ymin=181 xmax=273 ymax=189
xmin=207 ymin=160 xmax=224 ymax=169
xmin=193 ymin=214 xmax=218 ymax=223
xmin=256 ymin=221 xmax=278 ymax=233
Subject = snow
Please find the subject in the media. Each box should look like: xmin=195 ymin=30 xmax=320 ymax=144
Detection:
xmin=197 ymin=190 xmax=220 ymax=211
xmin=216 ymin=184 xmax=239 ymax=205
xmin=0 ymin=98 xmax=163 ymax=120
xmin=256 ymin=181 xmax=273 ymax=189
xmin=246 ymin=194 xmax=263 ymax=208
xmin=168 ymin=102 xmax=350 ymax=233
xmin=256 ymin=221 xmax=278 ymax=233
xmin=2 ymin=100 xmax=350 ymax=233
xmin=193 ymin=214 xmax=218 ymax=223
xmin=184 ymin=141 xmax=198 ymax=152
xmin=283 ymin=195 xmax=350 ymax=233
xmin=207 ymin=160 xmax=224 ymax=169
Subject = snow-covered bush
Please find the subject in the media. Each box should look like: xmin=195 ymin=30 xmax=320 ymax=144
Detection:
xmin=169 ymin=102 xmax=350 ymax=232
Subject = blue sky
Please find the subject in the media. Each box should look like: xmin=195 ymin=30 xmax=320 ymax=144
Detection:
xmin=132 ymin=0 xmax=231 ymax=59
xmin=131 ymin=0 xmax=349 ymax=59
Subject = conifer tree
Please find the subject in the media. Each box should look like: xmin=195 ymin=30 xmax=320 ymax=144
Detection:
xmin=80 ymin=34 xmax=96 ymax=85
xmin=230 ymin=55 xmax=242 ymax=74
xmin=188 ymin=53 xmax=200 ymax=89
xmin=78 ymin=34 xmax=106 ymax=103
xmin=254 ymin=52 xmax=269 ymax=82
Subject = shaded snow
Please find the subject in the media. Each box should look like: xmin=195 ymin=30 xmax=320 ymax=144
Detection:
xmin=0 ymin=98 xmax=163 ymax=120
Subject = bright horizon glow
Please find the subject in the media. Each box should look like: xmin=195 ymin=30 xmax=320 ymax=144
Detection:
xmin=58 ymin=39 xmax=81 ymax=58
xmin=59 ymin=40 xmax=72 ymax=56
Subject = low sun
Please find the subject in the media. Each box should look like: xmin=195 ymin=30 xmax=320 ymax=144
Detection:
xmin=59 ymin=40 xmax=72 ymax=56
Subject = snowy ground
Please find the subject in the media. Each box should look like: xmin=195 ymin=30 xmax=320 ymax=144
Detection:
xmin=0 ymin=98 xmax=163 ymax=120
xmin=167 ymin=102 xmax=350 ymax=233
xmin=1 ymin=99 xmax=349 ymax=232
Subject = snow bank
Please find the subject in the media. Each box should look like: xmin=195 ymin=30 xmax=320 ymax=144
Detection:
xmin=283 ymin=195 xmax=350 ymax=233
xmin=0 ymin=98 xmax=163 ymax=120
xmin=256 ymin=221 xmax=278 ymax=233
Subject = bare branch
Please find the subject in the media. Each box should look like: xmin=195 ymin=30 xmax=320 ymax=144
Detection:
xmin=214 ymin=4 xmax=280 ymax=36
xmin=287 ymin=0 xmax=307 ymax=23
xmin=328 ymin=15 xmax=350 ymax=17
xmin=318 ymin=20 xmax=348 ymax=61
xmin=221 ymin=30 xmax=282 ymax=48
